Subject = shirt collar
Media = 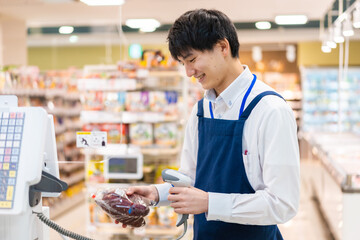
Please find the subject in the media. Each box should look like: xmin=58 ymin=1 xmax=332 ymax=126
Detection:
xmin=204 ymin=65 xmax=254 ymax=108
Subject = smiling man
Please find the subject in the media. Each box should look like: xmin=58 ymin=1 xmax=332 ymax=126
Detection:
xmin=127 ymin=9 xmax=300 ymax=240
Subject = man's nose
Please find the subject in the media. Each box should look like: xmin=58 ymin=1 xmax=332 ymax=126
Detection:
xmin=185 ymin=66 xmax=195 ymax=78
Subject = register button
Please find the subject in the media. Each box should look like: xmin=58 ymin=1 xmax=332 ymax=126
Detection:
xmin=6 ymin=186 xmax=13 ymax=200
xmin=0 ymin=201 xmax=12 ymax=208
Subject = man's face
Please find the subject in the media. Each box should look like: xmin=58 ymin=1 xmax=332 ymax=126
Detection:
xmin=178 ymin=45 xmax=227 ymax=91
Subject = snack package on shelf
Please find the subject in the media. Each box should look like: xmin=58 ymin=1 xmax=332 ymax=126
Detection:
xmin=149 ymin=91 xmax=167 ymax=112
xmin=154 ymin=123 xmax=177 ymax=147
xmin=126 ymin=91 xmax=149 ymax=112
xmin=83 ymin=91 xmax=104 ymax=111
xmin=93 ymin=188 xmax=154 ymax=228
xmin=100 ymin=123 xmax=128 ymax=144
xmin=87 ymin=156 xmax=105 ymax=183
xmin=104 ymin=92 xmax=126 ymax=112
xmin=164 ymin=91 xmax=178 ymax=115
xmin=129 ymin=123 xmax=153 ymax=146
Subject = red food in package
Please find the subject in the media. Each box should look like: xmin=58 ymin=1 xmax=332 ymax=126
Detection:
xmin=94 ymin=188 xmax=151 ymax=228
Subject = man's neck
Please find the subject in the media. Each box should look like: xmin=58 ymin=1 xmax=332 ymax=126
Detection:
xmin=214 ymin=59 xmax=244 ymax=97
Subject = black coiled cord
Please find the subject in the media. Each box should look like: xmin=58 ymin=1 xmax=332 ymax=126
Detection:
xmin=33 ymin=211 xmax=94 ymax=240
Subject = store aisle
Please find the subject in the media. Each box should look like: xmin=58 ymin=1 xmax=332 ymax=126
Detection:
xmin=49 ymin=161 xmax=333 ymax=240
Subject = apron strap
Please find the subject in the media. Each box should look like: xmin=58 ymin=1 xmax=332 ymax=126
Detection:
xmin=197 ymin=98 xmax=204 ymax=117
xmin=240 ymin=91 xmax=285 ymax=120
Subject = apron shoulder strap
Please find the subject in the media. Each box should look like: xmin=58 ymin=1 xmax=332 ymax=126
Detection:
xmin=240 ymin=91 xmax=285 ymax=120
xmin=197 ymin=98 xmax=204 ymax=117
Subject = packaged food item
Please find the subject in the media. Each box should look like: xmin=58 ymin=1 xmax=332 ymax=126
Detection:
xmin=126 ymin=91 xmax=149 ymax=112
xmin=93 ymin=188 xmax=153 ymax=228
xmin=129 ymin=123 xmax=153 ymax=146
xmin=154 ymin=123 xmax=177 ymax=147
xmin=149 ymin=91 xmax=167 ymax=112
xmin=100 ymin=123 xmax=128 ymax=144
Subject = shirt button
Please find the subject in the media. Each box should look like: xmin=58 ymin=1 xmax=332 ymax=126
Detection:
xmin=218 ymin=114 xmax=222 ymax=118
xmin=229 ymin=100 xmax=232 ymax=106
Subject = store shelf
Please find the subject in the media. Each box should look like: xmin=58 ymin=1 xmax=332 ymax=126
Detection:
xmin=55 ymin=125 xmax=67 ymax=135
xmin=65 ymin=121 xmax=82 ymax=130
xmin=47 ymin=107 xmax=81 ymax=117
xmin=62 ymin=170 xmax=85 ymax=187
xmin=141 ymin=146 xmax=180 ymax=156
xmin=301 ymin=67 xmax=360 ymax=133
xmin=81 ymin=111 xmax=178 ymax=124
xmin=77 ymin=78 xmax=140 ymax=91
xmin=59 ymin=162 xmax=84 ymax=174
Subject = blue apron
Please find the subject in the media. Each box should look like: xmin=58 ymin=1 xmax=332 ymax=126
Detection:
xmin=194 ymin=75 xmax=284 ymax=240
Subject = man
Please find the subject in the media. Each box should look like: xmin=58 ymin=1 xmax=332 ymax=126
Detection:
xmin=127 ymin=9 xmax=300 ymax=239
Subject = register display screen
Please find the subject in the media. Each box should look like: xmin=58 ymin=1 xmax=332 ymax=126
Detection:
xmin=108 ymin=157 xmax=137 ymax=174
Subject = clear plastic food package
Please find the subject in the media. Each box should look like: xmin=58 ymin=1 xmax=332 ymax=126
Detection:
xmin=93 ymin=188 xmax=152 ymax=228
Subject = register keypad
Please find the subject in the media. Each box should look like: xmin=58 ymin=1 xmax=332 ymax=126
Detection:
xmin=0 ymin=111 xmax=24 ymax=209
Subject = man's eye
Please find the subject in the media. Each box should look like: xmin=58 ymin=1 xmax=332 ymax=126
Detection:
xmin=190 ymin=57 xmax=196 ymax=63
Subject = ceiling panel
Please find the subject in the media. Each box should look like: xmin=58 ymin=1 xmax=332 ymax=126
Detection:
xmin=0 ymin=0 xmax=334 ymax=27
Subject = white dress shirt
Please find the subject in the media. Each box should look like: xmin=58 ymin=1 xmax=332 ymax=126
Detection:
xmin=155 ymin=65 xmax=300 ymax=225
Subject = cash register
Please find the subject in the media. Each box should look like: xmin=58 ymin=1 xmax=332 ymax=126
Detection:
xmin=0 ymin=95 xmax=93 ymax=240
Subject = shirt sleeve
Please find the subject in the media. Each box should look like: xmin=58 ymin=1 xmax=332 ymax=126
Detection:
xmin=154 ymin=104 xmax=199 ymax=206
xmin=179 ymin=104 xmax=198 ymax=182
xmin=207 ymin=100 xmax=300 ymax=225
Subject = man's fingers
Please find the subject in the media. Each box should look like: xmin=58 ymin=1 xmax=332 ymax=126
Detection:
xmin=169 ymin=186 xmax=188 ymax=194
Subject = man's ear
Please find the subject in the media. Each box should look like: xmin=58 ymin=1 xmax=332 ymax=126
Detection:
xmin=218 ymin=39 xmax=230 ymax=57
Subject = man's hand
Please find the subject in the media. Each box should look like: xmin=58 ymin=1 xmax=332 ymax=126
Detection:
xmin=126 ymin=185 xmax=159 ymax=204
xmin=168 ymin=186 xmax=208 ymax=215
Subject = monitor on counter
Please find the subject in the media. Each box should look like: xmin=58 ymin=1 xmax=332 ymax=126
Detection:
xmin=104 ymin=153 xmax=143 ymax=180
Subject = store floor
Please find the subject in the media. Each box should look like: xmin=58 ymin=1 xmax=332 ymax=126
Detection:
xmin=49 ymin=161 xmax=333 ymax=240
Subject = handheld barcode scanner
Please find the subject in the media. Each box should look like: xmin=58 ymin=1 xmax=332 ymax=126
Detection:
xmin=161 ymin=169 xmax=192 ymax=240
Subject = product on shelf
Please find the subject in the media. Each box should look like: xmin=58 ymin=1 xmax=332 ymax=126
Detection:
xmin=129 ymin=123 xmax=153 ymax=146
xmin=149 ymin=91 xmax=167 ymax=112
xmin=93 ymin=188 xmax=152 ymax=228
xmin=101 ymin=123 xmax=128 ymax=144
xmin=301 ymin=67 xmax=360 ymax=133
xmin=149 ymin=91 xmax=178 ymax=114
xmin=154 ymin=123 xmax=177 ymax=147
xmin=126 ymin=92 xmax=150 ymax=112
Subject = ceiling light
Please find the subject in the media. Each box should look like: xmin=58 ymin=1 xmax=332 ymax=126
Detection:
xmin=126 ymin=19 xmax=160 ymax=32
xmin=353 ymin=7 xmax=360 ymax=28
xmin=333 ymin=24 xmax=344 ymax=43
xmin=326 ymin=40 xmax=337 ymax=49
xmin=140 ymin=26 xmax=157 ymax=33
xmin=59 ymin=26 xmax=74 ymax=34
xmin=255 ymin=21 xmax=271 ymax=30
xmin=342 ymin=17 xmax=354 ymax=37
xmin=80 ymin=0 xmax=125 ymax=6
xmin=321 ymin=41 xmax=331 ymax=53
xmin=326 ymin=29 xmax=337 ymax=49
xmin=275 ymin=15 xmax=308 ymax=25
xmin=69 ymin=35 xmax=79 ymax=43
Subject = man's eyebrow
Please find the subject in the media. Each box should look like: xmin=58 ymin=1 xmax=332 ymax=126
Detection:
xmin=182 ymin=52 xmax=193 ymax=60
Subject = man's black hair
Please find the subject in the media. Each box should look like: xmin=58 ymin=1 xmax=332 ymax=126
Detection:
xmin=167 ymin=9 xmax=240 ymax=61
